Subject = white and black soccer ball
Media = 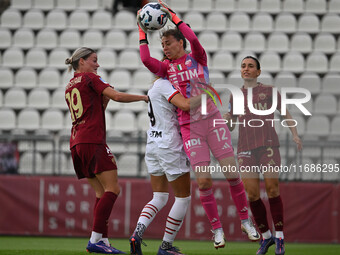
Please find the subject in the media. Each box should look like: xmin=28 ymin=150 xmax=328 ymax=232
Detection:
xmin=139 ymin=3 xmax=168 ymax=31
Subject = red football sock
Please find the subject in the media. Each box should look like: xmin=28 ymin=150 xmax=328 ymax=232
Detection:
xmin=93 ymin=192 xmax=118 ymax=235
xmin=269 ymin=195 xmax=284 ymax=232
xmin=249 ymin=198 xmax=269 ymax=233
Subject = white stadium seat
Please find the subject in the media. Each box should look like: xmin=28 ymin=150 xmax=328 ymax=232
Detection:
xmin=105 ymin=29 xmax=127 ymax=50
xmin=122 ymin=89 xmax=147 ymax=113
xmin=183 ymin=12 xmax=205 ymax=32
xmin=1 ymin=8 xmax=22 ymax=29
xmin=78 ymin=0 xmax=99 ymax=10
xmin=244 ymin=32 xmax=266 ymax=53
xmin=322 ymin=72 xmax=340 ymax=94
xmin=38 ymin=67 xmax=60 ymax=90
xmin=0 ymin=90 xmax=2 ymax=106
xmin=305 ymin=0 xmax=326 ymax=14
xmin=56 ymin=0 xmax=76 ymax=10
xmin=206 ymin=12 xmax=228 ymax=33
xmin=329 ymin=0 xmax=340 ymax=14
xmin=41 ymin=109 xmax=64 ymax=132
xmin=220 ymin=31 xmax=242 ymax=53
xmin=305 ymin=115 xmax=330 ymax=138
xmin=275 ymin=13 xmax=297 ymax=34
xmin=0 ymin=28 xmax=11 ymax=50
xmin=305 ymin=52 xmax=328 ymax=74
xmin=257 ymin=71 xmax=273 ymax=85
xmin=13 ymin=28 xmax=34 ymax=49
xmin=192 ymin=0 xmax=213 ymax=13
xmin=69 ymin=10 xmax=90 ymax=31
xmin=298 ymin=72 xmax=321 ymax=95
xmin=112 ymin=110 xmax=136 ymax=133
xmin=229 ymin=12 xmax=250 ymax=32
xmin=97 ymin=48 xmax=117 ymax=70
xmin=0 ymin=68 xmax=14 ymax=89
xmin=259 ymin=0 xmax=280 ymax=14
xmin=0 ymin=108 xmax=16 ymax=130
xmin=19 ymin=151 xmax=44 ymax=174
xmin=117 ymin=153 xmax=139 ymax=176
xmin=114 ymin=10 xmax=135 ymax=31
xmin=27 ymin=88 xmax=50 ymax=110
xmin=46 ymin=9 xmax=67 ymax=31
xmin=127 ymin=31 xmax=140 ymax=50
xmin=314 ymin=33 xmax=336 ymax=54
xmin=91 ymin=10 xmax=112 ymax=31
xmin=235 ymin=50 xmax=256 ymax=67
xmin=49 ymin=48 xmax=70 ymax=69
xmin=82 ymin=30 xmax=103 ymax=49
xmin=330 ymin=116 xmax=340 ymax=138
xmin=118 ymin=49 xmax=140 ymax=70
xmin=290 ymin=33 xmax=312 ymax=54
xmin=321 ymin=14 xmax=340 ymax=33
xmin=227 ymin=70 xmax=244 ymax=86
xmin=237 ymin=0 xmax=258 ymax=13
xmin=267 ymin=32 xmax=289 ymax=53
xmin=36 ymin=29 xmax=58 ymax=50
xmin=259 ymin=51 xmax=281 ymax=73
xmin=59 ymin=29 xmax=81 ymax=50
xmin=132 ymin=69 xmax=153 ymax=91
xmin=170 ymin=0 xmax=190 ymax=12
xmin=23 ymin=9 xmax=44 ymax=30
xmin=214 ymin=0 xmax=235 ymax=13
xmin=252 ymin=13 xmax=273 ymax=33
xmin=109 ymin=69 xmax=131 ymax=92
xmin=274 ymin=71 xmax=297 ymax=88
xmin=198 ymin=31 xmax=219 ymax=53
xmin=11 ymin=0 xmax=32 ymax=10
xmin=282 ymin=52 xmax=304 ymax=73
xmin=15 ymin=67 xmax=37 ymax=89
xmin=136 ymin=112 xmax=150 ymax=132
xmin=211 ymin=50 xmax=234 ymax=72
xmin=314 ymin=94 xmax=337 ymax=115
xmin=25 ymin=48 xmax=47 ymax=69
xmin=17 ymin=108 xmax=40 ymax=131
xmin=329 ymin=53 xmax=340 ymax=72
xmin=297 ymin=13 xmax=320 ymax=34
xmin=33 ymin=0 xmax=54 ymax=10
xmin=4 ymin=87 xmax=26 ymax=110
xmin=51 ymin=88 xmax=68 ymax=110
xmin=283 ymin=0 xmax=304 ymax=14
xmin=2 ymin=47 xmax=24 ymax=68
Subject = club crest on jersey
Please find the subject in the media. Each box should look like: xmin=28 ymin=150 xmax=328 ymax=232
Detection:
xmin=185 ymin=59 xmax=192 ymax=67
xmin=259 ymin=93 xmax=266 ymax=100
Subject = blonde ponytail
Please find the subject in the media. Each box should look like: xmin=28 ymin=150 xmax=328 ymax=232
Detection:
xmin=65 ymin=47 xmax=95 ymax=72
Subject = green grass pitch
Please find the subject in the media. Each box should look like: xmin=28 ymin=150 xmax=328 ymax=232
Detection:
xmin=0 ymin=236 xmax=339 ymax=255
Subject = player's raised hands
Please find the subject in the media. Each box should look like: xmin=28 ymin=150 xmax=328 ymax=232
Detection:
xmin=137 ymin=9 xmax=148 ymax=44
xmin=158 ymin=0 xmax=183 ymax=26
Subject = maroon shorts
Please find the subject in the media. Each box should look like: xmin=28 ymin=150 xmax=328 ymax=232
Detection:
xmin=237 ymin=146 xmax=281 ymax=171
xmin=71 ymin=143 xmax=117 ymax=179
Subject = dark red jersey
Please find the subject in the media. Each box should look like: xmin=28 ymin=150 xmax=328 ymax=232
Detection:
xmin=65 ymin=72 xmax=110 ymax=148
xmin=229 ymin=83 xmax=281 ymax=153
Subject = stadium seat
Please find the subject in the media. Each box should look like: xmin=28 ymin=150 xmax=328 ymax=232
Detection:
xmin=329 ymin=116 xmax=340 ymax=139
xmin=321 ymin=14 xmax=340 ymax=33
xmin=2 ymin=47 xmax=24 ymax=68
xmin=211 ymin=50 xmax=234 ymax=72
xmin=259 ymin=0 xmax=280 ymax=14
xmin=274 ymin=13 xmax=297 ymax=34
xmin=15 ymin=67 xmax=37 ymax=89
xmin=192 ymin=0 xmax=213 ymax=13
xmin=305 ymin=52 xmax=328 ymax=74
xmin=0 ymin=108 xmax=16 ymax=130
xmin=329 ymin=0 xmax=340 ymax=14
xmin=19 ymin=151 xmax=44 ymax=174
xmin=56 ymin=0 xmax=76 ymax=10
xmin=305 ymin=0 xmax=326 ymax=14
xmin=259 ymin=51 xmax=281 ymax=73
xmin=288 ymin=93 xmax=313 ymax=116
xmin=46 ymin=9 xmax=67 ymax=30
xmin=132 ymin=69 xmax=153 ymax=91
xmin=227 ymin=70 xmax=244 ymax=86
xmin=38 ymin=67 xmax=60 ymax=90
xmin=183 ymin=12 xmax=205 ymax=32
xmin=267 ymin=32 xmax=289 ymax=53
xmin=1 ymin=8 xmax=22 ymax=29
xmin=51 ymin=88 xmax=68 ymax=110
xmin=25 ymin=48 xmax=47 ymax=69
xmin=314 ymin=94 xmax=337 ymax=116
xmin=214 ymin=0 xmax=235 ymax=13
xmin=170 ymin=0 xmax=190 ymax=12
xmin=82 ymin=30 xmax=103 ymax=49
xmin=78 ymin=0 xmax=99 ymax=10
xmin=63 ymin=112 xmax=72 ymax=130
xmin=235 ymin=50 xmax=256 ymax=67
xmin=136 ymin=112 xmax=149 ymax=132
xmin=69 ymin=10 xmax=90 ymax=31
xmin=251 ymin=13 xmax=273 ymax=33
xmin=13 ymin=28 xmax=34 ymax=50
xmin=237 ymin=0 xmax=258 ymax=13
xmin=282 ymin=52 xmax=305 ymax=73
xmin=127 ymin=31 xmax=139 ymax=49
xmin=59 ymin=29 xmax=81 ymax=50
xmin=44 ymin=152 xmax=60 ymax=174
xmin=112 ymin=110 xmax=137 ymax=133
xmin=17 ymin=108 xmax=40 ymax=131
xmin=290 ymin=33 xmax=312 ymax=54
xmin=33 ymin=0 xmax=54 ymax=10
xmin=244 ymin=32 xmax=266 ymax=53
xmin=27 ymin=88 xmax=50 ymax=110
xmin=118 ymin=49 xmax=140 ymax=70
xmin=229 ymin=12 xmax=250 ymax=32
xmin=109 ymin=69 xmax=132 ymax=91
xmin=257 ymin=71 xmax=273 ymax=85
xmin=329 ymin=53 xmax=340 ymax=72
xmin=49 ymin=48 xmax=70 ymax=69
xmin=117 ymin=153 xmax=139 ymax=176
xmin=305 ymin=115 xmax=330 ymax=138
xmin=314 ymin=33 xmax=336 ymax=54
xmin=198 ymin=31 xmax=219 ymax=52
xmin=283 ymin=0 xmax=304 ymax=14
xmin=149 ymin=48 xmax=163 ymax=61
xmin=23 ymin=9 xmax=44 ymax=30
xmin=297 ymin=13 xmax=320 ymax=34
xmin=105 ymin=29 xmax=127 ymax=50
xmin=91 ymin=10 xmax=112 ymax=31
xmin=4 ymin=87 xmax=26 ymax=110
xmin=274 ymin=71 xmax=297 ymax=88
xmin=206 ymin=12 xmax=228 ymax=32
xmin=220 ymin=31 xmax=243 ymax=53
xmin=41 ymin=108 xmax=64 ymax=132
xmin=122 ymin=89 xmax=147 ymax=113
xmin=322 ymin=72 xmax=340 ymax=94
xmin=0 ymin=68 xmax=14 ymax=89
xmin=0 ymin=89 xmax=2 ymax=106
xmin=36 ymin=28 xmax=58 ymax=50
xmin=0 ymin=28 xmax=11 ymax=50
xmin=11 ymin=0 xmax=32 ymax=9
xmin=298 ymin=72 xmax=321 ymax=95
xmin=209 ymin=70 xmax=225 ymax=84
xmin=113 ymin=10 xmax=135 ymax=31
xmin=97 ymin=48 xmax=116 ymax=70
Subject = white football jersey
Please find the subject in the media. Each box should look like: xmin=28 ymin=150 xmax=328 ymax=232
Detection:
xmin=146 ymin=78 xmax=182 ymax=149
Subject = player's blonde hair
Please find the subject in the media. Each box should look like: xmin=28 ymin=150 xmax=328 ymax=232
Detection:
xmin=65 ymin=47 xmax=95 ymax=72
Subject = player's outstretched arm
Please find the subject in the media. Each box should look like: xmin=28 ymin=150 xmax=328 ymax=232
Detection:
xmin=282 ymin=108 xmax=303 ymax=151
xmin=170 ymin=93 xmax=202 ymax=112
xmin=158 ymin=0 xmax=183 ymax=26
xmin=102 ymin=87 xmax=148 ymax=103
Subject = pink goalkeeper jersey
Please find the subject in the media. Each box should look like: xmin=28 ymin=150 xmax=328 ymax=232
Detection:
xmin=140 ymin=23 xmax=218 ymax=125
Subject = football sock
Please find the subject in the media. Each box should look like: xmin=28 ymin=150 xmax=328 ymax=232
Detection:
xmin=162 ymin=196 xmax=191 ymax=243
xmin=135 ymin=192 xmax=169 ymax=238
xmin=269 ymin=195 xmax=284 ymax=232
xmin=92 ymin=192 xmax=118 ymax=236
xmin=94 ymin=197 xmax=108 ymax=238
xmin=249 ymin=198 xmax=270 ymax=233
xmin=262 ymin=230 xmax=272 ymax=240
xmin=199 ymin=187 xmax=222 ymax=230
xmin=275 ymin=231 xmax=284 ymax=239
xmin=90 ymin=231 xmax=102 ymax=244
xmin=228 ymin=177 xmax=249 ymax=220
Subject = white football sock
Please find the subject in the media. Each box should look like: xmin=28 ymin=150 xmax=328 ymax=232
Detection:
xmin=90 ymin=231 xmax=102 ymax=244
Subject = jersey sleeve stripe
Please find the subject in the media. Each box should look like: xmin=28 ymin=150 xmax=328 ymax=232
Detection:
xmin=168 ymin=91 xmax=180 ymax=102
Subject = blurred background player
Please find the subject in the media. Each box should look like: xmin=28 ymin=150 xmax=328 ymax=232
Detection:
xmin=130 ymin=77 xmax=202 ymax=255
xmin=137 ymin=0 xmax=260 ymax=249
xmin=65 ymin=47 xmax=148 ymax=254
xmin=224 ymin=56 xmax=303 ymax=255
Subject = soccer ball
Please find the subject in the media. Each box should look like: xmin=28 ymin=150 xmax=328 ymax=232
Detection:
xmin=139 ymin=3 xmax=168 ymax=31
